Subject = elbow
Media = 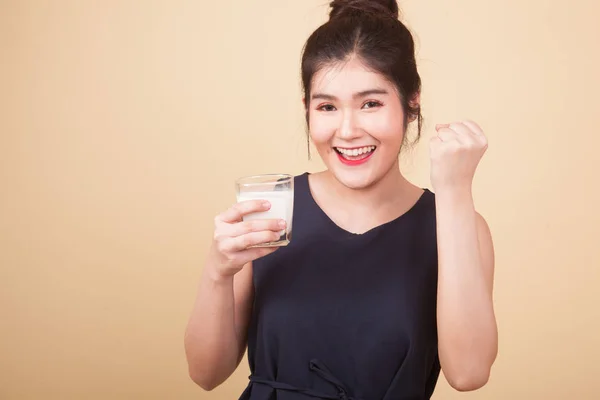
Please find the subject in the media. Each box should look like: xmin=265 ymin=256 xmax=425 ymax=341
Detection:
xmin=440 ymin=335 xmax=498 ymax=392
xmin=442 ymin=354 xmax=494 ymax=392
xmin=185 ymin=352 xmax=242 ymax=391
xmin=184 ymin=335 xmax=226 ymax=391
xmin=188 ymin=367 xmax=222 ymax=392
xmin=446 ymin=368 xmax=491 ymax=392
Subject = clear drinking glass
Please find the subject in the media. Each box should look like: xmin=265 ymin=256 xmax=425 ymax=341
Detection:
xmin=235 ymin=174 xmax=294 ymax=247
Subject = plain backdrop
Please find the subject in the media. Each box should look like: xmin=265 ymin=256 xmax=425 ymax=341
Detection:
xmin=1 ymin=0 xmax=599 ymax=399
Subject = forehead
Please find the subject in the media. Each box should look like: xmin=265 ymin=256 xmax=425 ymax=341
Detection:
xmin=311 ymin=58 xmax=395 ymax=97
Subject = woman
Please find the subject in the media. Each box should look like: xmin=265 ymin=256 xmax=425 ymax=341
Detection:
xmin=184 ymin=0 xmax=498 ymax=398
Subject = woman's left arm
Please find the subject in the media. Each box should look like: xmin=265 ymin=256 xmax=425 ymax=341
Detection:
xmin=430 ymin=120 xmax=498 ymax=392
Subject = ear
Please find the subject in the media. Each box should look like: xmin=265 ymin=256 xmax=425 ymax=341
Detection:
xmin=407 ymin=92 xmax=421 ymax=122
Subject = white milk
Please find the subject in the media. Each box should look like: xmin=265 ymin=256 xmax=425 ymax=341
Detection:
xmin=236 ymin=190 xmax=294 ymax=246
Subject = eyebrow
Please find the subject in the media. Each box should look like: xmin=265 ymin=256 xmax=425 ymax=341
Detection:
xmin=311 ymin=89 xmax=389 ymax=101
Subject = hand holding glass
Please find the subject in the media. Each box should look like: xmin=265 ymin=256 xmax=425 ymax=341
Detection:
xmin=235 ymin=174 xmax=294 ymax=247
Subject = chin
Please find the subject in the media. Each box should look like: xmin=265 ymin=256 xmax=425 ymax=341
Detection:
xmin=335 ymin=175 xmax=371 ymax=190
xmin=329 ymin=165 xmax=380 ymax=190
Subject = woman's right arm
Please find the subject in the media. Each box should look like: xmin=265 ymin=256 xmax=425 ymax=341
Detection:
xmin=183 ymin=200 xmax=284 ymax=391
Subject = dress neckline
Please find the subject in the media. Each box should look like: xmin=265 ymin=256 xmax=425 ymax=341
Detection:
xmin=300 ymin=172 xmax=431 ymax=238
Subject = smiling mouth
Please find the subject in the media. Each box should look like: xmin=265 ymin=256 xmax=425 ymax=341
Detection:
xmin=334 ymin=146 xmax=377 ymax=161
xmin=333 ymin=146 xmax=377 ymax=166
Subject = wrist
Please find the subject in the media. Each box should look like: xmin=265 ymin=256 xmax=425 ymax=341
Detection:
xmin=434 ymin=186 xmax=475 ymax=212
xmin=204 ymin=262 xmax=235 ymax=285
xmin=433 ymin=183 xmax=473 ymax=199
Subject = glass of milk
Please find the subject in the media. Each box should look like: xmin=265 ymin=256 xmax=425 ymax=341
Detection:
xmin=235 ymin=174 xmax=294 ymax=247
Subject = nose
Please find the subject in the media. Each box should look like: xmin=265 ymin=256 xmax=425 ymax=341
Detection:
xmin=338 ymin=109 xmax=362 ymax=140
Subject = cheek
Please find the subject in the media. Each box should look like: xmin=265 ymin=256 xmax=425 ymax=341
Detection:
xmin=362 ymin=110 xmax=405 ymax=143
xmin=308 ymin=113 xmax=337 ymax=145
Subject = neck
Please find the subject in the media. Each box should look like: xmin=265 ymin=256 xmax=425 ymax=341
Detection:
xmin=324 ymin=161 xmax=413 ymax=209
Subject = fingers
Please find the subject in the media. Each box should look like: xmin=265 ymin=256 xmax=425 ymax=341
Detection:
xmin=448 ymin=122 xmax=473 ymax=137
xmin=216 ymin=200 xmax=271 ymax=224
xmin=430 ymin=135 xmax=443 ymax=144
xmin=435 ymin=124 xmax=459 ymax=143
xmin=435 ymin=121 xmax=484 ymax=145
xmin=232 ymin=246 xmax=280 ymax=267
xmin=211 ymin=200 xmax=287 ymax=276
xmin=462 ymin=120 xmax=484 ymax=136
xmin=436 ymin=128 xmax=459 ymax=143
xmin=214 ymin=200 xmax=286 ymax=258
xmin=220 ymin=230 xmax=282 ymax=253
xmin=462 ymin=120 xmax=488 ymax=147
xmin=224 ymin=218 xmax=286 ymax=238
xmin=436 ymin=126 xmax=467 ymax=145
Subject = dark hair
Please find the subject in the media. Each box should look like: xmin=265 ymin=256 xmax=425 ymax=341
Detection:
xmin=301 ymin=0 xmax=422 ymax=155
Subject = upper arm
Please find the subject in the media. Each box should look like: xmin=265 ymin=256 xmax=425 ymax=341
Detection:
xmin=233 ymin=261 xmax=254 ymax=365
xmin=475 ymin=212 xmax=495 ymax=293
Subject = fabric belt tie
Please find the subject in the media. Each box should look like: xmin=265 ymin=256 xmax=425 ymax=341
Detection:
xmin=249 ymin=359 xmax=363 ymax=400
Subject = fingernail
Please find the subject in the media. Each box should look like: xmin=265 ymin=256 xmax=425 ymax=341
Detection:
xmin=263 ymin=201 xmax=271 ymax=208
xmin=279 ymin=220 xmax=286 ymax=228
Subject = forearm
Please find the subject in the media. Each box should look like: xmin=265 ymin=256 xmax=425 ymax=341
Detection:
xmin=435 ymin=186 xmax=497 ymax=386
xmin=184 ymin=264 xmax=242 ymax=389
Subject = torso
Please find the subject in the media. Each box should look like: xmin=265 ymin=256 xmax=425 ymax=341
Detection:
xmin=239 ymin=172 xmax=441 ymax=400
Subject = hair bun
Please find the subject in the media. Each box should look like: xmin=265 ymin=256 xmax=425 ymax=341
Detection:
xmin=329 ymin=0 xmax=399 ymax=20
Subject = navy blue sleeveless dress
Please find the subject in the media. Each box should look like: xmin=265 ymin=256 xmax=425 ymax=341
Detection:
xmin=239 ymin=172 xmax=441 ymax=400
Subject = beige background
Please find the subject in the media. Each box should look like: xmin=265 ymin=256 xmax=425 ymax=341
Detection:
xmin=1 ymin=0 xmax=599 ymax=399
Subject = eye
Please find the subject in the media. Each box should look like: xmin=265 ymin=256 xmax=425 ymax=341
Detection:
xmin=317 ymin=104 xmax=337 ymax=112
xmin=362 ymin=101 xmax=383 ymax=109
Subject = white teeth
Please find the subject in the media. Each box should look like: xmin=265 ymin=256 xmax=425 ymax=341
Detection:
xmin=336 ymin=146 xmax=375 ymax=156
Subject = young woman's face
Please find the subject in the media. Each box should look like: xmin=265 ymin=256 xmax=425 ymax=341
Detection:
xmin=307 ymin=58 xmax=407 ymax=189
